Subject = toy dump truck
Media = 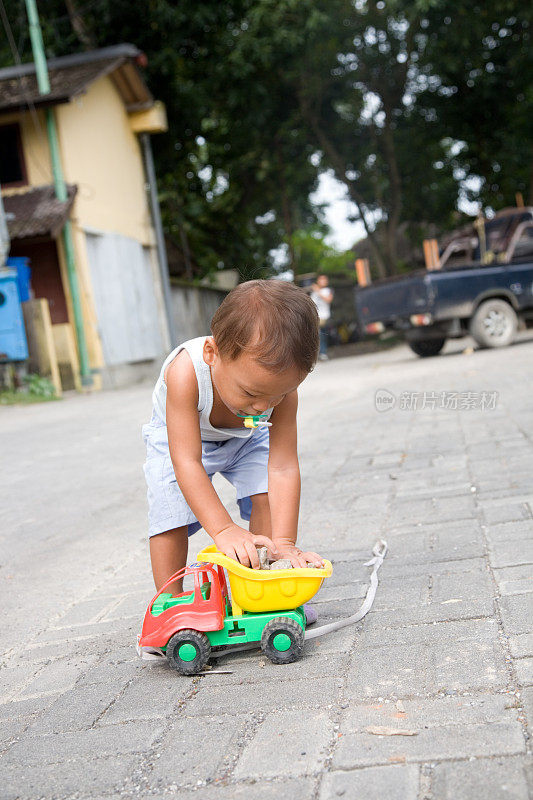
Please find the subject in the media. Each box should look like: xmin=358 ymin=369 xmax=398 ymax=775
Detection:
xmin=138 ymin=545 xmax=332 ymax=674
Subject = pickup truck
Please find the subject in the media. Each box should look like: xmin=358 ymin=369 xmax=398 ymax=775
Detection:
xmin=355 ymin=208 xmax=533 ymax=356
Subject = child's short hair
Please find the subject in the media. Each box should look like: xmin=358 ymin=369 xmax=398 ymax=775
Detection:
xmin=211 ymin=279 xmax=319 ymax=373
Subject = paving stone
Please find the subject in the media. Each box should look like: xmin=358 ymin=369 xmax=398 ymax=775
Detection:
xmin=0 ymin=755 xmax=137 ymax=799
xmin=26 ymin=679 xmax=126 ymax=734
xmin=514 ymin=658 xmax=533 ymax=686
xmin=388 ymin=495 xmax=477 ymax=527
xmin=494 ymin=565 xmax=533 ymax=596
xmin=2 ymin=338 xmax=533 ymax=794
xmin=148 ymin=714 xmax=248 ymax=787
xmin=499 ymin=594 xmax=533 ymax=635
xmin=34 ymin=618 xmax=134 ymax=644
xmin=50 ymin=596 xmax=120 ymax=628
xmin=432 ymin=756 xmax=530 ymax=800
xmin=18 ymin=640 xmax=85 ymax=664
xmin=143 ymin=778 xmax=318 ymax=800
xmin=520 ymin=687 xmax=533 ymax=729
xmin=75 ymin=654 xmax=143 ymax=687
xmin=380 ymin=557 xmax=486 ymax=580
xmin=485 ymin=521 xmax=533 ymax=544
xmin=340 ymin=694 xmax=515 ymax=729
xmin=208 ymin=651 xmax=351 ymax=686
xmin=101 ymin=592 xmax=149 ymax=620
xmin=234 ymin=710 xmax=334 ymax=779
xmin=312 ymin=580 xmax=368 ymax=604
xmin=0 ymin=695 xmax=55 ymax=722
xmin=0 ymin=714 xmax=32 ymax=749
xmin=370 ymin=568 xmax=494 ymax=626
xmin=383 ymin=526 xmax=486 ymax=563
xmin=319 ymin=765 xmax=419 ymax=800
xmin=482 ymin=503 xmax=532 ymax=525
xmin=332 ymin=720 xmax=524 ymax=769
xmin=346 ymin=631 xmax=507 ymax=697
xmin=0 ymin=666 xmax=40 ymax=703
xmin=509 ymin=634 xmax=533 ymax=659
xmin=99 ymin=671 xmax=195 ymax=723
xmin=365 ymin=613 xmax=497 ymax=646
xmin=3 ymin=720 xmax=163 ymax=764
xmin=19 ymin=656 xmax=97 ymax=698
xmin=489 ymin=540 xmax=533 ymax=569
xmin=183 ymin=675 xmax=342 ymax=717
xmin=304 ymin=618 xmax=359 ymax=655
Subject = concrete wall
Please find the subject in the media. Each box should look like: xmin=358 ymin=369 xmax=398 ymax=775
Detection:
xmin=170 ymin=282 xmax=228 ymax=343
xmin=56 ymin=77 xmax=154 ymax=245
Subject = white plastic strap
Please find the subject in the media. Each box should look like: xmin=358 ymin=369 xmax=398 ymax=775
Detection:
xmin=304 ymin=539 xmax=388 ymax=640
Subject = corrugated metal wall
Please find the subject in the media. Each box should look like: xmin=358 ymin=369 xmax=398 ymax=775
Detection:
xmin=85 ymin=231 xmax=164 ymax=366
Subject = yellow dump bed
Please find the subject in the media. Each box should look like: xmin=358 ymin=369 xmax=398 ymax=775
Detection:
xmin=197 ymin=545 xmax=332 ymax=615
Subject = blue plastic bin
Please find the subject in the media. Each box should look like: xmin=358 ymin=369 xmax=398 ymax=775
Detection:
xmin=0 ymin=268 xmax=29 ymax=361
xmin=6 ymin=256 xmax=32 ymax=302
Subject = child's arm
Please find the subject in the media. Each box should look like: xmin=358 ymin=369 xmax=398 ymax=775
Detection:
xmin=267 ymin=391 xmax=324 ymax=568
xmin=166 ymin=353 xmax=276 ymax=568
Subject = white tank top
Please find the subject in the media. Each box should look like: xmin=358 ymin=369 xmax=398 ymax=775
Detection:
xmin=151 ymin=336 xmax=273 ymax=442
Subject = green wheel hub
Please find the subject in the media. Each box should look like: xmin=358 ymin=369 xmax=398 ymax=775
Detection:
xmin=272 ymin=633 xmax=292 ymax=652
xmin=178 ymin=643 xmax=197 ymax=662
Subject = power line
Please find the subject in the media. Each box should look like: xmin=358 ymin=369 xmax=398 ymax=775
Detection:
xmin=0 ymin=0 xmax=56 ymax=184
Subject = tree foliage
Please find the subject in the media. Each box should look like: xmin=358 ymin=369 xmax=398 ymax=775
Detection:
xmin=1 ymin=0 xmax=531 ymax=278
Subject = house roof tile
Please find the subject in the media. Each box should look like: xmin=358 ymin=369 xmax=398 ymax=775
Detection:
xmin=0 ymin=44 xmax=152 ymax=114
xmin=3 ymin=184 xmax=77 ymax=239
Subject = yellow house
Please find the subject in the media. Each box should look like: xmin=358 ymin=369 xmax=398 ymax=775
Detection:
xmin=0 ymin=44 xmax=171 ymax=388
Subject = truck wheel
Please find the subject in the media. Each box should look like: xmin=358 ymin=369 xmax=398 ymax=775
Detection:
xmin=470 ymin=299 xmax=518 ymax=348
xmin=261 ymin=617 xmax=304 ymax=665
xmin=407 ymin=338 xmax=446 ymax=357
xmin=166 ymin=629 xmax=211 ymax=675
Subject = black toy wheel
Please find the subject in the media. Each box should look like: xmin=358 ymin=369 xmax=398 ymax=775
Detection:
xmin=407 ymin=337 xmax=446 ymax=357
xmin=261 ymin=617 xmax=305 ymax=665
xmin=166 ymin=629 xmax=211 ymax=675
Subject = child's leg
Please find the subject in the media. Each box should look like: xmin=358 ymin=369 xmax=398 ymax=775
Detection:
xmin=249 ymin=493 xmax=272 ymax=539
xmin=149 ymin=526 xmax=189 ymax=594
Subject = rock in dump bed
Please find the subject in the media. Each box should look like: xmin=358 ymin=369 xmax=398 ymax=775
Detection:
xmin=256 ymin=547 xmax=317 ymax=570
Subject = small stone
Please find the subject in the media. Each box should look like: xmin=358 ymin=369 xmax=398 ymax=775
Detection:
xmin=269 ymin=559 xmax=293 ymax=570
xmin=256 ymin=547 xmax=270 ymax=570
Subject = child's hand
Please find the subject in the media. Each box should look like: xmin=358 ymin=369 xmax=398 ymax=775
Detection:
xmin=273 ymin=539 xmax=325 ymax=569
xmin=214 ymin=524 xmax=278 ymax=569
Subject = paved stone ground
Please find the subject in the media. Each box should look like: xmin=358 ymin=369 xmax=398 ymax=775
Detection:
xmin=1 ymin=334 xmax=532 ymax=799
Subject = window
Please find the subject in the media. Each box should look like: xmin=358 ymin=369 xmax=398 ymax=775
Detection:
xmin=0 ymin=124 xmax=27 ymax=186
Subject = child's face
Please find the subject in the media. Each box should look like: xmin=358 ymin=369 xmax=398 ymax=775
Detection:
xmin=203 ymin=338 xmax=304 ymax=416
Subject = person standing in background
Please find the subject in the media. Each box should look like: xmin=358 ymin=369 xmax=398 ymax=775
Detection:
xmin=310 ymin=274 xmax=333 ymax=361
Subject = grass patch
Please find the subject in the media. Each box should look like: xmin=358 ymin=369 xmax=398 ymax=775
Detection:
xmin=0 ymin=374 xmax=60 ymax=405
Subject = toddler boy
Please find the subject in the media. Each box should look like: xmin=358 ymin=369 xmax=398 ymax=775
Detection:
xmin=142 ymin=279 xmax=324 ymax=595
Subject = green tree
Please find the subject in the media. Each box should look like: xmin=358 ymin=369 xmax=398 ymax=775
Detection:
xmin=289 ymin=225 xmax=354 ymax=276
xmin=1 ymin=0 xmax=531 ymax=279
xmin=418 ymin=0 xmax=533 ymax=211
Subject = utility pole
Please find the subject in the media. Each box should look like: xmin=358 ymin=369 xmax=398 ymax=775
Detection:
xmin=25 ymin=0 xmax=93 ymax=385
xmin=0 ymin=192 xmax=9 ymax=268
xmin=140 ymin=132 xmax=176 ymax=345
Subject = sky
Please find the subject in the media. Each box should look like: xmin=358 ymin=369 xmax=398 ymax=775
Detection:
xmin=313 ymin=168 xmax=482 ymax=252
xmin=310 ymin=170 xmax=366 ymax=251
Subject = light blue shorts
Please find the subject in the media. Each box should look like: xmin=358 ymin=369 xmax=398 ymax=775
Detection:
xmin=142 ymin=422 xmax=269 ymax=537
